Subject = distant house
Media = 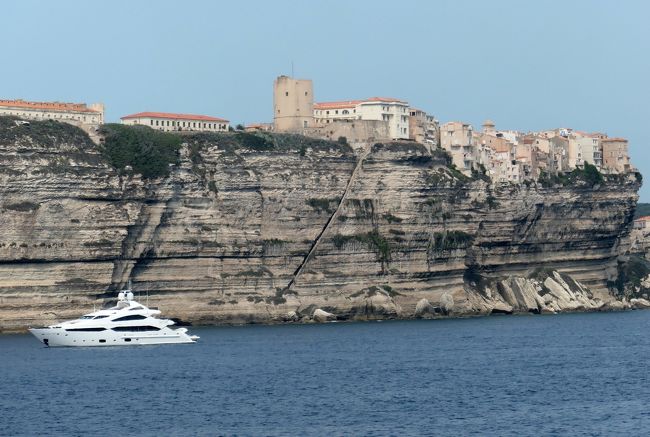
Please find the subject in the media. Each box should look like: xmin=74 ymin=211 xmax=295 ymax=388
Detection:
xmin=314 ymin=97 xmax=410 ymax=140
xmin=0 ymin=98 xmax=104 ymax=133
xmin=120 ymin=111 xmax=229 ymax=132
xmin=633 ymin=216 xmax=650 ymax=230
xmin=601 ymin=138 xmax=631 ymax=174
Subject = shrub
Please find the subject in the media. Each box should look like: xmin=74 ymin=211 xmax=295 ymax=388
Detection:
xmin=306 ymin=198 xmax=339 ymax=214
xmin=430 ymin=230 xmax=474 ymax=250
xmin=99 ymin=124 xmax=181 ymax=178
xmin=383 ymin=213 xmax=403 ymax=223
xmin=332 ymin=231 xmax=391 ymax=263
xmin=538 ymin=163 xmax=603 ymax=188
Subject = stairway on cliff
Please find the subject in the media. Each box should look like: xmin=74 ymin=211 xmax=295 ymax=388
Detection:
xmin=285 ymin=145 xmax=370 ymax=290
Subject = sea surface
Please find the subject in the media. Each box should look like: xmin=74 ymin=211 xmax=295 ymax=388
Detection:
xmin=1 ymin=311 xmax=650 ymax=436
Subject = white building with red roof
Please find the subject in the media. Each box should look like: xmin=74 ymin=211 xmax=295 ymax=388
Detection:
xmin=0 ymin=99 xmax=104 ymax=130
xmin=120 ymin=111 xmax=229 ymax=133
xmin=314 ymin=97 xmax=410 ymax=139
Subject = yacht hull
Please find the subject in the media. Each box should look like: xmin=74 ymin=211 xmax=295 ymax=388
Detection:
xmin=29 ymin=327 xmax=197 ymax=347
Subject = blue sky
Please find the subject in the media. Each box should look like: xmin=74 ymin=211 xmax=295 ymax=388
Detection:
xmin=3 ymin=0 xmax=649 ymax=199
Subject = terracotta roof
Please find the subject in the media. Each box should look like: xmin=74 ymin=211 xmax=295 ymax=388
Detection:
xmin=601 ymin=137 xmax=627 ymax=142
xmin=120 ymin=111 xmax=229 ymax=122
xmin=314 ymin=100 xmax=361 ymax=110
xmin=0 ymin=99 xmax=100 ymax=113
xmin=314 ymin=96 xmax=408 ymax=110
xmin=361 ymin=96 xmax=408 ymax=104
xmin=635 ymin=216 xmax=650 ymax=221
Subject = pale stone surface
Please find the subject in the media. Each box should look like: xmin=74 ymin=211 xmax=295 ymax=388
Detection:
xmin=414 ymin=298 xmax=434 ymax=317
xmin=0 ymin=123 xmax=642 ymax=331
xmin=313 ymin=309 xmax=336 ymax=322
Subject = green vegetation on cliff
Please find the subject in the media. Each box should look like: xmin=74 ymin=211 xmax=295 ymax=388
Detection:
xmin=431 ymin=230 xmax=474 ymax=250
xmin=332 ymin=231 xmax=391 ymax=263
xmin=99 ymin=124 xmax=182 ymax=178
xmin=609 ymin=255 xmax=650 ymax=298
xmin=538 ymin=163 xmax=604 ymax=187
xmin=0 ymin=116 xmax=94 ymax=148
xmin=187 ymin=131 xmax=353 ymax=156
xmin=634 ymin=203 xmax=650 ymax=218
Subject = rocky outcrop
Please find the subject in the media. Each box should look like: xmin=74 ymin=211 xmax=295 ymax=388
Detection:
xmin=312 ymin=309 xmax=336 ymax=323
xmin=0 ymin=118 xmax=642 ymax=331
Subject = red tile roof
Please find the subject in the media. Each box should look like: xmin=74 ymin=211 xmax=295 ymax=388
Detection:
xmin=314 ymin=96 xmax=408 ymax=111
xmin=362 ymin=96 xmax=408 ymax=104
xmin=635 ymin=216 xmax=650 ymax=221
xmin=0 ymin=99 xmax=100 ymax=113
xmin=601 ymin=137 xmax=627 ymax=142
xmin=314 ymin=100 xmax=361 ymax=110
xmin=120 ymin=111 xmax=229 ymax=122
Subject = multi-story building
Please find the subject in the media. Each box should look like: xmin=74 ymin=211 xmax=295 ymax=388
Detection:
xmin=568 ymin=133 xmax=602 ymax=168
xmin=440 ymin=121 xmax=475 ymax=172
xmin=120 ymin=111 xmax=229 ymax=132
xmin=0 ymin=99 xmax=104 ymax=132
xmin=601 ymin=138 xmax=631 ymax=173
xmin=408 ymin=108 xmax=439 ymax=146
xmin=273 ymin=76 xmax=314 ymax=132
xmin=314 ymin=97 xmax=410 ymax=140
xmin=548 ymin=136 xmax=569 ymax=172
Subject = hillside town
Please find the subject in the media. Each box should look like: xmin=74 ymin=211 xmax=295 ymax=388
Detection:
xmin=0 ymin=74 xmax=632 ymax=183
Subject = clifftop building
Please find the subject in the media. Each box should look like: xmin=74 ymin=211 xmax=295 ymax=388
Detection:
xmin=0 ymin=99 xmax=104 ymax=133
xmin=120 ymin=111 xmax=229 ymax=132
xmin=273 ymin=76 xmax=314 ymax=132
xmin=314 ymin=97 xmax=410 ymax=140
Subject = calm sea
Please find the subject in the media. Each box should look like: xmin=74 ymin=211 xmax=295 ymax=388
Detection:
xmin=1 ymin=311 xmax=650 ymax=436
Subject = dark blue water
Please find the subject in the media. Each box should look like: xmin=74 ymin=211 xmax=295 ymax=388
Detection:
xmin=2 ymin=311 xmax=650 ymax=436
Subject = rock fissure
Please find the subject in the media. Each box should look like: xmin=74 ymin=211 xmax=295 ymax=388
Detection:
xmin=0 ymin=122 xmax=644 ymax=331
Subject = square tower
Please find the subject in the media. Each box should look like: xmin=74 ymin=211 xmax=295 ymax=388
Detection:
xmin=273 ymin=76 xmax=314 ymax=132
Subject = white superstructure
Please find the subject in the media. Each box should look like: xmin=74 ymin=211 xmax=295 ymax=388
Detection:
xmin=29 ymin=291 xmax=199 ymax=347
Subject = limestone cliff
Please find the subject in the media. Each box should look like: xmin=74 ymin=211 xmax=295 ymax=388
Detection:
xmin=0 ymin=118 xmax=643 ymax=331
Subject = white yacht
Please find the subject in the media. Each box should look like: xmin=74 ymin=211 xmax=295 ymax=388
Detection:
xmin=29 ymin=291 xmax=199 ymax=347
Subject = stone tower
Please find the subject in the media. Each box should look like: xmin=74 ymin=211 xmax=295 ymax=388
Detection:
xmin=273 ymin=76 xmax=313 ymax=132
xmin=482 ymin=119 xmax=496 ymax=135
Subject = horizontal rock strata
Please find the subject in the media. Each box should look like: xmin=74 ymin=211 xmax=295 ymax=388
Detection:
xmin=0 ymin=119 xmax=641 ymax=331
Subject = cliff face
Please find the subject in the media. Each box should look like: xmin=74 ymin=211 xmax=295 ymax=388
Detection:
xmin=0 ymin=119 xmax=642 ymax=331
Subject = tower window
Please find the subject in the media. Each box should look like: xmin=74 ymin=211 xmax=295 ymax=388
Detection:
xmin=285 ymin=92 xmax=289 ymax=96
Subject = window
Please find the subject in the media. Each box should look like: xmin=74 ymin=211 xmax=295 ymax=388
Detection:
xmin=342 ymin=110 xmax=349 ymax=115
xmin=156 ymin=120 xmax=159 ymax=126
xmin=94 ymin=315 xmax=108 ymax=319
xmin=150 ymin=120 xmax=153 ymax=126
xmin=285 ymin=91 xmax=289 ymax=96
xmin=65 ymin=327 xmax=106 ymax=332
xmin=166 ymin=120 xmax=170 ymax=126
xmin=305 ymin=91 xmax=308 ymax=96
xmin=112 ymin=326 xmax=160 ymax=332
xmin=112 ymin=314 xmax=147 ymax=322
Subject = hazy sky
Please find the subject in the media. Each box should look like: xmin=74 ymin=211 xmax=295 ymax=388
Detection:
xmin=3 ymin=0 xmax=649 ymax=198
